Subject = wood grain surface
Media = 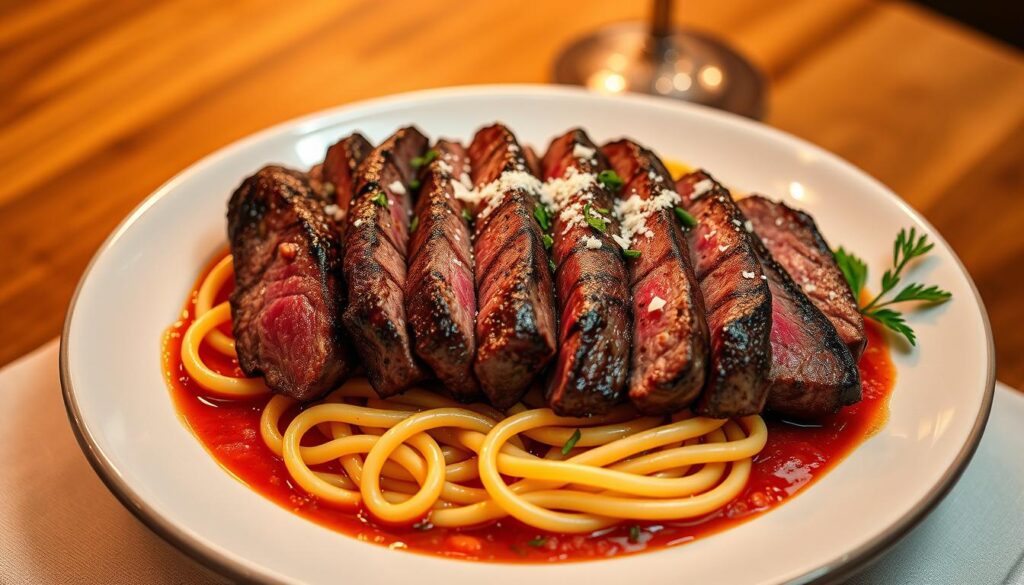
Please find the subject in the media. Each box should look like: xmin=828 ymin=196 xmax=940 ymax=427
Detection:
xmin=1 ymin=0 xmax=1022 ymax=387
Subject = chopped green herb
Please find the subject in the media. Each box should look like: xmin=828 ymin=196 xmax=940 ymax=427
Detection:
xmin=527 ymin=536 xmax=547 ymax=547
xmin=561 ymin=428 xmax=582 ymax=455
xmin=534 ymin=204 xmax=551 ymax=231
xmin=542 ymin=233 xmax=554 ymax=249
xmin=674 ymin=207 xmax=698 ymax=228
xmin=628 ymin=525 xmax=641 ymax=543
xmin=371 ymin=192 xmax=389 ymax=207
xmin=549 ymin=259 xmax=557 ymax=272
xmin=411 ymin=149 xmax=439 ymax=169
xmin=409 ymin=216 xmax=419 ymax=233
xmin=836 ymin=227 xmax=952 ymax=346
xmin=409 ymin=178 xmax=421 ymax=190
xmin=623 ymin=249 xmax=642 ymax=259
xmin=597 ymin=207 xmax=610 ymax=215
xmin=461 ymin=208 xmax=473 ymax=222
xmin=583 ymin=204 xmax=607 ymax=233
xmin=597 ymin=169 xmax=624 ymax=192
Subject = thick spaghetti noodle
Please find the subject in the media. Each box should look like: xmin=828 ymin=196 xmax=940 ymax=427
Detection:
xmin=179 ymin=254 xmax=767 ymax=532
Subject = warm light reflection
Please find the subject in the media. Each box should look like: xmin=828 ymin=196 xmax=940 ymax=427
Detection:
xmin=699 ymin=65 xmax=723 ymax=88
xmin=655 ymin=76 xmax=673 ymax=94
xmin=789 ymin=181 xmax=806 ymax=201
xmin=587 ymin=70 xmax=626 ymax=94
xmin=607 ymin=53 xmax=627 ymax=71
xmin=673 ymin=72 xmax=692 ymax=91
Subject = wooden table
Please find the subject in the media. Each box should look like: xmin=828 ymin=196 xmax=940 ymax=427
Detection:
xmin=2 ymin=0 xmax=1022 ymax=387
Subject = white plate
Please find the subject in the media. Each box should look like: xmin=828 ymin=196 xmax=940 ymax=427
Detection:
xmin=61 ymin=85 xmax=994 ymax=585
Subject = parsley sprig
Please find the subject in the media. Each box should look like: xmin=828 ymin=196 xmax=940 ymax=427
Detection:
xmin=597 ymin=170 xmax=624 ymax=192
xmin=583 ymin=203 xmax=607 ymax=233
xmin=836 ymin=227 xmax=951 ymax=346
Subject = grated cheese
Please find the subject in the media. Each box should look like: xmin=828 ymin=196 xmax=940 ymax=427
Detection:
xmin=742 ymin=271 xmax=756 ymax=279
xmin=647 ymin=296 xmax=667 ymax=312
xmin=584 ymin=236 xmax=602 ymax=249
xmin=689 ymin=179 xmax=714 ymax=200
xmin=389 ymin=180 xmax=406 ymax=195
xmin=572 ymin=144 xmax=596 ymax=159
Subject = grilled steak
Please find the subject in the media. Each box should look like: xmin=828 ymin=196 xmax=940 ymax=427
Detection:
xmin=465 ymin=124 xmax=557 ymax=409
xmin=677 ymin=170 xmax=772 ymax=417
xmin=539 ymin=130 xmax=631 ymax=415
xmin=603 ymin=140 xmax=709 ymax=414
xmin=322 ymin=132 xmax=374 ymax=223
xmin=405 ymin=140 xmax=480 ymax=400
xmin=738 ymin=195 xmax=867 ymax=360
xmin=748 ymin=233 xmax=861 ymax=419
xmin=342 ymin=127 xmax=429 ymax=396
xmin=227 ymin=165 xmax=350 ymax=401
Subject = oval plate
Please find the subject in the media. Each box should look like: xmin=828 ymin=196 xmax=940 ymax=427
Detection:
xmin=61 ymin=85 xmax=994 ymax=585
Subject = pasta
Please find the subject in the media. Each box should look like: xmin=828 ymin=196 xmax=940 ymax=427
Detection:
xmin=180 ymin=255 xmax=768 ymax=533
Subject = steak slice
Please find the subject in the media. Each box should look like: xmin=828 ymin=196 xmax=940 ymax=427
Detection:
xmin=343 ymin=127 xmax=429 ymax=396
xmin=322 ymin=132 xmax=373 ymax=223
xmin=748 ymin=233 xmax=861 ymax=419
xmin=464 ymin=124 xmax=557 ymax=409
xmin=677 ymin=170 xmax=772 ymax=417
xmin=738 ymin=195 xmax=867 ymax=360
xmin=602 ymin=139 xmax=709 ymax=414
xmin=227 ymin=166 xmax=350 ymax=401
xmin=405 ymin=140 xmax=481 ymax=401
xmin=539 ymin=130 xmax=631 ymax=416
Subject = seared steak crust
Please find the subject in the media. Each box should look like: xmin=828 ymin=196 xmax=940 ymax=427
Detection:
xmin=467 ymin=124 xmax=558 ymax=409
xmin=342 ymin=127 xmax=429 ymax=396
xmin=677 ymin=170 xmax=772 ymax=417
xmin=227 ymin=165 xmax=350 ymax=401
xmin=540 ymin=129 xmax=631 ymax=416
xmin=406 ymin=140 xmax=480 ymax=400
xmin=738 ymin=195 xmax=867 ymax=360
xmin=322 ymin=133 xmax=374 ymax=222
xmin=748 ymin=234 xmax=861 ymax=419
xmin=603 ymin=140 xmax=709 ymax=414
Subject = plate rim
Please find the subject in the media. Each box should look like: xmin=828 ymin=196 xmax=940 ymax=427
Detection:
xmin=59 ymin=83 xmax=996 ymax=585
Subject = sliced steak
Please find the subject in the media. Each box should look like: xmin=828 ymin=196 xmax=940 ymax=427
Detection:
xmin=405 ymin=140 xmax=481 ymax=401
xmin=602 ymin=139 xmax=709 ymax=414
xmin=322 ymin=132 xmax=374 ymax=223
xmin=464 ymin=124 xmax=557 ymax=409
xmin=676 ymin=170 xmax=772 ymax=417
xmin=738 ymin=195 xmax=867 ymax=360
xmin=748 ymin=233 xmax=861 ymax=419
xmin=539 ymin=130 xmax=631 ymax=416
xmin=342 ymin=127 xmax=429 ymax=396
xmin=227 ymin=165 xmax=350 ymax=401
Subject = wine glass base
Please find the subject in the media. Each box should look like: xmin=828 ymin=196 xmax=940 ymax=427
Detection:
xmin=552 ymin=22 xmax=766 ymax=119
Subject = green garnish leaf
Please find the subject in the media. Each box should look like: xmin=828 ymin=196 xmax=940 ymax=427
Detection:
xmin=583 ymin=203 xmax=607 ymax=233
xmin=461 ymin=208 xmax=473 ymax=222
xmin=628 ymin=525 xmax=641 ymax=543
xmin=549 ymin=259 xmax=557 ymax=272
xmin=623 ymin=249 xmax=642 ymax=259
xmin=597 ymin=207 xmax=610 ymax=215
xmin=597 ymin=170 xmax=624 ymax=192
xmin=542 ymin=233 xmax=554 ymax=249
xmin=409 ymin=216 xmax=419 ymax=233
xmin=534 ymin=204 xmax=551 ymax=231
xmin=411 ymin=149 xmax=439 ymax=169
xmin=409 ymin=178 xmax=421 ymax=190
xmin=673 ymin=207 xmax=698 ymax=228
xmin=561 ymin=428 xmax=581 ymax=455
xmin=835 ymin=247 xmax=868 ymax=297
xmin=527 ymin=536 xmax=547 ymax=547
xmin=837 ymin=227 xmax=951 ymax=347
xmin=371 ymin=192 xmax=389 ymax=207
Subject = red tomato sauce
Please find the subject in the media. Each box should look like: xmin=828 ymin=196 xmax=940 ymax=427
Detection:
xmin=162 ymin=253 xmax=895 ymax=563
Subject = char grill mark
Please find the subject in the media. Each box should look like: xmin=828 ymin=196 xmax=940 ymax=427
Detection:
xmin=738 ymin=195 xmax=867 ymax=360
xmin=227 ymin=165 xmax=351 ymax=401
xmin=342 ymin=127 xmax=429 ymax=396
xmin=603 ymin=140 xmax=709 ymax=414
xmin=467 ymin=124 xmax=557 ymax=409
xmin=405 ymin=140 xmax=481 ymax=401
xmin=747 ymin=232 xmax=862 ymax=419
xmin=677 ymin=170 xmax=772 ymax=417
xmin=322 ymin=133 xmax=374 ymax=223
xmin=539 ymin=129 xmax=631 ymax=416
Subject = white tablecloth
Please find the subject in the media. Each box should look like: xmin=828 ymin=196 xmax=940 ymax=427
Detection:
xmin=1 ymin=340 xmax=1022 ymax=584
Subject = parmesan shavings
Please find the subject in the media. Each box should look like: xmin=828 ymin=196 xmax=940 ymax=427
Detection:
xmin=742 ymin=271 xmax=756 ymax=279
xmin=613 ymin=187 xmax=681 ymax=249
xmin=584 ymin=236 xmax=602 ymax=249
xmin=388 ymin=180 xmax=406 ymax=195
xmin=647 ymin=296 xmax=667 ymax=312
xmin=572 ymin=144 xmax=596 ymax=159
xmin=689 ymin=179 xmax=714 ymax=200
xmin=454 ymin=170 xmax=543 ymax=221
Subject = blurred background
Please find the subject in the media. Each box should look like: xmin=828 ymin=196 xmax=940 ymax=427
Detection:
xmin=0 ymin=0 xmax=1021 ymax=384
